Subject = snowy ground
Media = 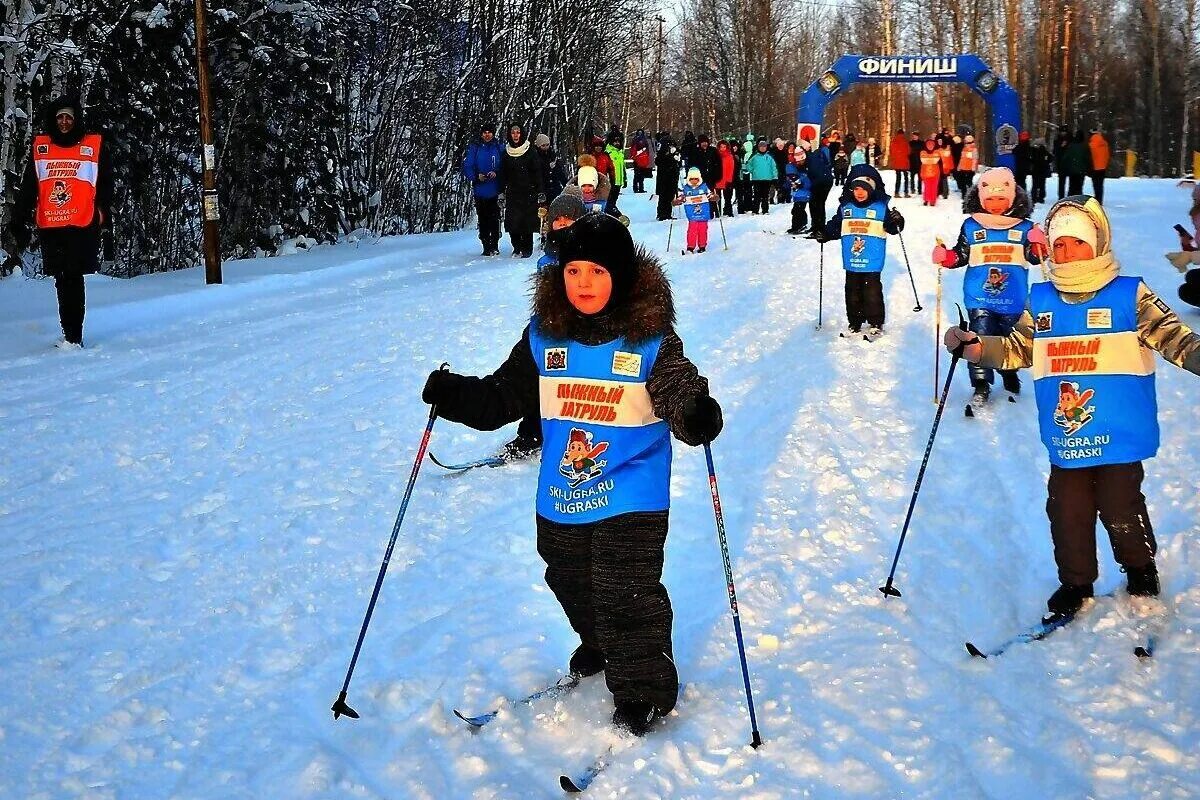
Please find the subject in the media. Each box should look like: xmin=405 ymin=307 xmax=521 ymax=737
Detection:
xmin=2 ymin=177 xmax=1198 ymax=799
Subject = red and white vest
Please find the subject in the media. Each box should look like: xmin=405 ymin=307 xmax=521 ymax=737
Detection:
xmin=33 ymin=133 xmax=102 ymax=229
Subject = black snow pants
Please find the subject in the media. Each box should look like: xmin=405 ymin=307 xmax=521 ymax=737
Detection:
xmin=845 ymin=271 xmax=885 ymax=330
xmin=536 ymin=511 xmax=678 ymax=713
xmin=53 ymin=272 xmax=86 ymax=345
xmin=809 ymin=181 xmax=833 ymax=233
xmin=475 ymin=197 xmax=500 ymax=251
xmin=1046 ymin=462 xmax=1157 ymax=587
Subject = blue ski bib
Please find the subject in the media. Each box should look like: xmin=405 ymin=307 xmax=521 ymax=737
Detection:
xmin=529 ymin=320 xmax=672 ymax=523
xmin=1030 ymin=276 xmax=1158 ymax=468
xmin=962 ymin=218 xmax=1033 ymax=312
xmin=839 ymin=201 xmax=888 ymax=273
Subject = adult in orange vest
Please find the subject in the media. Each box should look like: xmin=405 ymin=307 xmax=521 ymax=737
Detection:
xmin=9 ymin=96 xmax=113 ymax=348
xmin=954 ymin=134 xmax=979 ymax=195
xmin=1088 ymin=128 xmax=1111 ymax=205
xmin=939 ymin=142 xmax=954 ymax=198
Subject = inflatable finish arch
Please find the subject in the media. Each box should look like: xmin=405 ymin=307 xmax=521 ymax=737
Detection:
xmin=797 ymin=55 xmax=1021 ymax=170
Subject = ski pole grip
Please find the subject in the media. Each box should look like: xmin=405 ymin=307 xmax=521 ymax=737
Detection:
xmin=950 ymin=304 xmax=977 ymax=359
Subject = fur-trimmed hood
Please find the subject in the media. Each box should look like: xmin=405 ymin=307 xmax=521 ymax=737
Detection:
xmin=962 ymin=181 xmax=1033 ymax=228
xmin=531 ymin=245 xmax=675 ymax=345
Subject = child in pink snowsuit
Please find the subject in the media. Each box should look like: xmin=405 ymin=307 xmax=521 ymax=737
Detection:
xmin=674 ymin=167 xmax=713 ymax=253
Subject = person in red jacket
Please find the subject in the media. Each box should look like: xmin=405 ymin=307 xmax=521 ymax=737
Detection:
xmin=715 ymin=139 xmax=737 ymax=217
xmin=590 ymin=137 xmax=615 ymax=186
xmin=888 ymin=130 xmax=911 ymax=197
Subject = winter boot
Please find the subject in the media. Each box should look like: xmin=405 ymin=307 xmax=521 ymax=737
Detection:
xmin=568 ymin=643 xmax=606 ymax=678
xmin=970 ymin=379 xmax=991 ymax=406
xmin=1047 ymin=582 xmax=1094 ymax=617
xmin=612 ymin=700 xmax=661 ymax=737
xmin=697 ymin=246 xmax=706 ymax=253
xmin=502 ymin=433 xmax=542 ymax=461
xmin=839 ymin=325 xmax=862 ymax=339
xmin=1002 ymin=371 xmax=1021 ymax=396
xmin=864 ymin=325 xmax=883 ymax=341
xmin=1125 ymin=562 xmax=1161 ymax=598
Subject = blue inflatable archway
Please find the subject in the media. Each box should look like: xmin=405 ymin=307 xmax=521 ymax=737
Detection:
xmin=797 ymin=54 xmax=1021 ymax=170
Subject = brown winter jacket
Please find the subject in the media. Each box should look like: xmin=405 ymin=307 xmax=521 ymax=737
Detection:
xmin=1089 ymin=133 xmax=1111 ymax=172
xmin=978 ymin=281 xmax=1200 ymax=375
xmin=428 ymin=247 xmax=715 ymax=446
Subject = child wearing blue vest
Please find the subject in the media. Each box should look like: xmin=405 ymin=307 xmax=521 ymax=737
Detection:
xmin=673 ymin=167 xmax=713 ymax=253
xmin=933 ymin=167 xmax=1047 ymax=406
xmin=785 ymin=148 xmax=812 ymax=235
xmin=945 ymin=196 xmax=1200 ymax=617
xmin=421 ymin=213 xmax=723 ymax=735
xmin=816 ymin=164 xmax=905 ymax=340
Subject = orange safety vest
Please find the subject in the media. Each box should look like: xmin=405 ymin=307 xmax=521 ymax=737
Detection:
xmin=939 ymin=146 xmax=954 ymax=172
xmin=920 ymin=151 xmax=942 ymax=179
xmin=33 ymin=133 xmax=102 ymax=229
xmin=958 ymin=145 xmax=978 ymax=172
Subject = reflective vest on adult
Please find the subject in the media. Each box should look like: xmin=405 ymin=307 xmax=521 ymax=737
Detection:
xmin=839 ymin=201 xmax=888 ymax=273
xmin=1030 ymin=276 xmax=1159 ymax=469
xmin=33 ymin=133 xmax=102 ymax=229
xmin=958 ymin=145 xmax=978 ymax=172
xmin=961 ymin=218 xmax=1033 ymax=312
xmin=529 ymin=320 xmax=672 ymax=524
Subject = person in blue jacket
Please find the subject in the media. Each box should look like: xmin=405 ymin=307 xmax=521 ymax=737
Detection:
xmin=815 ymin=164 xmax=904 ymax=339
xmin=804 ymin=140 xmax=835 ymax=237
xmin=744 ymin=138 xmax=778 ymax=215
xmin=945 ymin=196 xmax=1200 ymax=618
xmin=462 ymin=123 xmax=504 ymax=255
xmin=785 ymin=147 xmax=812 ymax=235
xmin=421 ymin=212 xmax=723 ymax=736
xmin=932 ymin=167 xmax=1047 ymax=407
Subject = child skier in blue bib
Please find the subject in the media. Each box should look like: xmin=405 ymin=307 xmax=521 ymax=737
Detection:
xmin=815 ymin=164 xmax=905 ymax=340
xmin=932 ymin=167 xmax=1048 ymax=407
xmin=422 ymin=213 xmax=723 ymax=735
xmin=945 ymin=196 xmax=1200 ymax=617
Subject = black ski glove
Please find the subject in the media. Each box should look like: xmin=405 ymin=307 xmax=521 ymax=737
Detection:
xmin=885 ymin=207 xmax=905 ymax=233
xmin=422 ymin=369 xmax=461 ymax=406
xmin=813 ymin=229 xmax=835 ymax=244
xmin=681 ymin=395 xmax=723 ymax=444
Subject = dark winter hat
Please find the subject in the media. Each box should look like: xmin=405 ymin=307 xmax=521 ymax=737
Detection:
xmin=548 ymin=191 xmax=586 ymax=223
xmin=849 ymin=175 xmax=877 ymax=194
xmin=558 ymin=212 xmax=637 ymax=301
xmin=698 ymin=133 xmax=710 ymax=144
xmin=480 ymin=122 xmax=496 ymax=134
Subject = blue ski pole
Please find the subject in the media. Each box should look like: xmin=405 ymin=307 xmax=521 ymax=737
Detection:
xmin=332 ymin=364 xmax=447 ymax=720
xmin=703 ymin=443 xmax=763 ymax=748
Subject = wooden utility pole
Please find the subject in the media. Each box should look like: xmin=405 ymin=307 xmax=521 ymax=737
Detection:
xmin=193 ymin=0 xmax=222 ymax=284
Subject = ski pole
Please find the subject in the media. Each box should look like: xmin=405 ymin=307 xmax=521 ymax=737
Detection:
xmin=898 ymin=230 xmax=922 ymax=312
xmin=332 ymin=364 xmax=447 ymax=721
xmin=715 ymin=194 xmax=729 ymax=250
xmin=817 ymin=241 xmax=825 ymax=330
xmin=703 ymin=442 xmax=763 ymax=749
xmin=934 ymin=237 xmax=945 ymax=405
xmin=666 ymin=213 xmax=674 ymax=253
xmin=879 ymin=308 xmax=967 ymax=599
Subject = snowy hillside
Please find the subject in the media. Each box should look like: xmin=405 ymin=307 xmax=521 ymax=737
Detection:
xmin=1 ymin=179 xmax=1197 ymax=799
